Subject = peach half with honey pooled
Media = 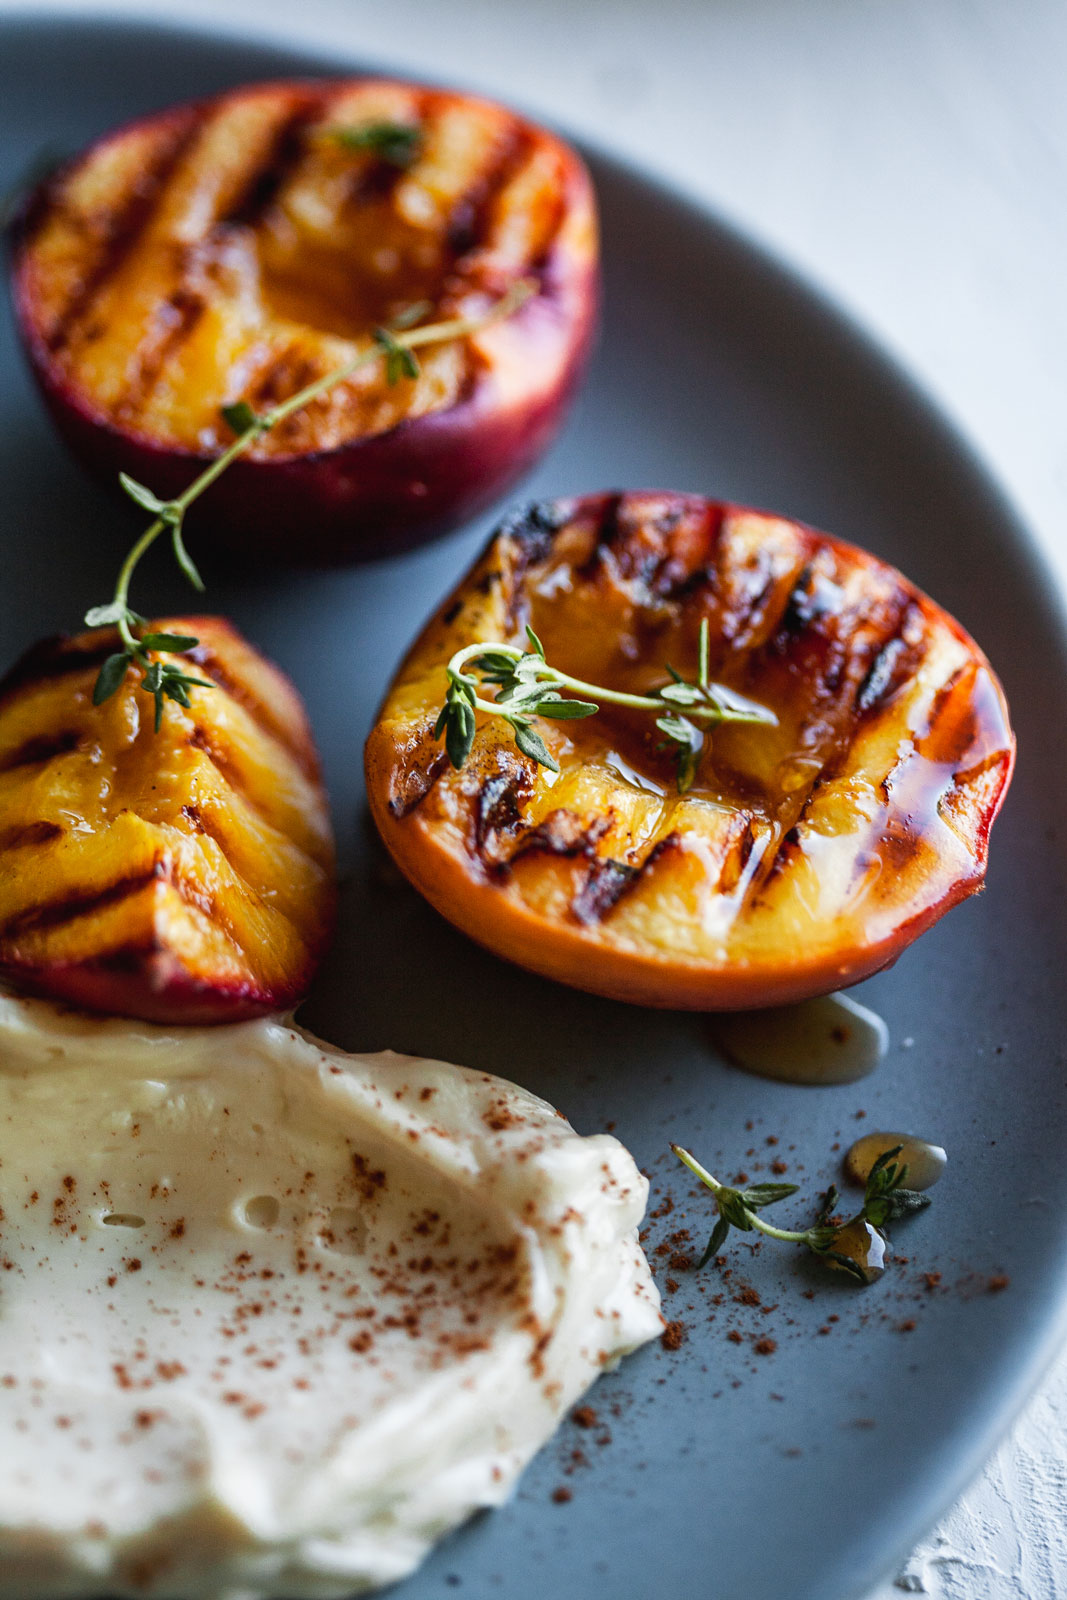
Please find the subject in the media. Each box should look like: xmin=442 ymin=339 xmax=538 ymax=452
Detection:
xmin=10 ymin=77 xmax=598 ymax=562
xmin=365 ymin=493 xmax=1015 ymax=1010
xmin=0 ymin=618 xmax=335 ymax=1024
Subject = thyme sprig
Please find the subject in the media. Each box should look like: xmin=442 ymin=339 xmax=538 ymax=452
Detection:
xmin=328 ymin=121 xmax=424 ymax=169
xmin=85 ymin=281 xmax=533 ymax=723
xmin=435 ymin=618 xmax=776 ymax=791
xmin=672 ymin=1142 xmax=930 ymax=1285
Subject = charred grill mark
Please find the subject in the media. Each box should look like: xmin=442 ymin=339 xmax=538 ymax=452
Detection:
xmin=633 ymin=830 xmax=685 ymax=875
xmin=387 ymin=749 xmax=449 ymax=818
xmin=183 ymin=645 xmax=314 ymax=776
xmin=855 ymin=598 xmax=924 ymax=717
xmin=653 ymin=512 xmax=726 ymax=598
xmin=474 ymin=776 xmax=526 ymax=852
xmin=348 ymin=157 xmax=407 ymax=205
xmin=507 ymin=809 xmax=611 ymax=865
xmin=96 ymin=946 xmax=165 ymax=973
xmin=497 ymin=499 xmax=572 ymax=629
xmin=0 ymin=730 xmax=82 ymax=774
xmin=767 ymin=571 xmax=912 ymax=698
xmin=187 ymin=726 xmax=279 ymax=827
xmin=717 ymin=816 xmax=758 ymax=895
xmin=498 ymin=499 xmax=571 ymax=567
xmin=745 ymin=575 xmax=918 ymax=825
xmin=748 ymin=584 xmax=931 ymax=821
xmin=594 ymin=492 xmax=624 ymax=550
xmin=856 ymin=637 xmax=908 ymax=715
xmin=13 ymin=155 xmax=75 ymax=247
xmin=572 ymin=859 xmax=638 ymax=925
xmin=114 ymin=278 xmax=206 ymax=422
xmin=764 ymin=563 xmax=851 ymax=667
xmin=774 ymin=564 xmax=817 ymax=640
xmin=0 ymin=820 xmax=64 ymax=854
xmin=47 ymin=112 xmax=201 ymax=351
xmin=221 ymin=98 xmax=321 ymax=227
xmin=759 ymin=824 xmax=804 ymax=891
xmin=649 ymin=501 xmax=725 ymax=598
xmin=0 ymin=855 xmax=246 ymax=954
xmin=739 ymin=547 xmax=838 ymax=678
xmin=586 ymin=829 xmax=685 ymax=920
xmin=177 ymin=790 xmax=322 ymax=934
xmin=250 ymin=343 xmax=325 ymax=420
xmin=197 ymin=821 xmax=304 ymax=937
xmin=0 ymin=865 xmax=165 ymax=944
xmin=0 ymin=765 xmax=312 ymax=960
xmin=471 ymin=757 xmax=534 ymax=869
xmin=580 ymin=497 xmax=723 ymax=598
xmin=524 ymin=184 xmax=569 ymax=288
xmin=447 ymin=126 xmax=530 ymax=259
xmin=715 ymin=541 xmax=810 ymax=664
xmin=0 ymin=635 xmax=117 ymax=707
xmin=576 ymin=492 xmax=624 ymax=580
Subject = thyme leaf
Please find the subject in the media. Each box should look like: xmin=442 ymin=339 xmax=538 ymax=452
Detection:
xmin=329 ymin=121 xmax=423 ymax=169
xmin=91 ymin=652 xmax=134 ymax=706
xmin=373 ymin=324 xmax=420 ymax=385
xmin=219 ymin=399 xmax=265 ymax=437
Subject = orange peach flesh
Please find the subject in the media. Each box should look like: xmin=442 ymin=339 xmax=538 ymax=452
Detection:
xmin=366 ymin=494 xmax=1015 ymax=1009
xmin=0 ymin=618 xmax=335 ymax=1022
xmin=18 ymin=80 xmax=596 ymax=458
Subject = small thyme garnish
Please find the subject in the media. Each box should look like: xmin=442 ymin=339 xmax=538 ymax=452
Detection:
xmin=328 ymin=121 xmax=423 ymax=169
xmin=84 ymin=281 xmax=534 ymax=724
xmin=672 ymin=1142 xmax=931 ymax=1285
xmin=435 ymin=618 xmax=776 ymax=792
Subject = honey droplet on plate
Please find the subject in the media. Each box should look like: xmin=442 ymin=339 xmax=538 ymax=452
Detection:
xmin=824 ymin=1218 xmax=888 ymax=1283
xmin=710 ymin=993 xmax=888 ymax=1085
xmin=844 ymin=1132 xmax=947 ymax=1191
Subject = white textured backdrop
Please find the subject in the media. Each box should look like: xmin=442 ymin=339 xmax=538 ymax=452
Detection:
xmin=2 ymin=2 xmax=1065 ymax=1593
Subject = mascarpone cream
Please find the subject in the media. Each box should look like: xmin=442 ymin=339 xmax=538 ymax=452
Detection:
xmin=0 ymin=993 xmax=661 ymax=1597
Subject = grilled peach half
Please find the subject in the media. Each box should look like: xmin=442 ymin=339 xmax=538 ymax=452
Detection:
xmin=0 ymin=618 xmax=335 ymax=1023
xmin=365 ymin=493 xmax=1015 ymax=1009
xmin=10 ymin=79 xmax=597 ymax=563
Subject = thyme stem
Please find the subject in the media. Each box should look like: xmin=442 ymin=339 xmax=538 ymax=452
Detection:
xmin=88 ymin=280 xmax=535 ymax=723
xmin=672 ymin=1145 xmax=811 ymax=1244
xmin=445 ymin=641 xmax=766 ymax=725
xmin=109 ymin=280 xmax=535 ymax=628
xmin=436 ymin=624 xmax=777 ymax=789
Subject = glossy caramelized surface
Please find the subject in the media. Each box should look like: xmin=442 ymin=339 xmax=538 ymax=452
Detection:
xmin=366 ymin=493 xmax=1015 ymax=1008
xmin=0 ymin=618 xmax=335 ymax=1022
xmin=15 ymin=79 xmax=596 ymax=456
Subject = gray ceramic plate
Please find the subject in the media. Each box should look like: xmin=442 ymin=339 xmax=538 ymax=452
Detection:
xmin=2 ymin=16 xmax=1066 ymax=1600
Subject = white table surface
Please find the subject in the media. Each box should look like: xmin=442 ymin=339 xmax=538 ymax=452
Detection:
xmin=3 ymin=1 xmax=1065 ymax=1594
